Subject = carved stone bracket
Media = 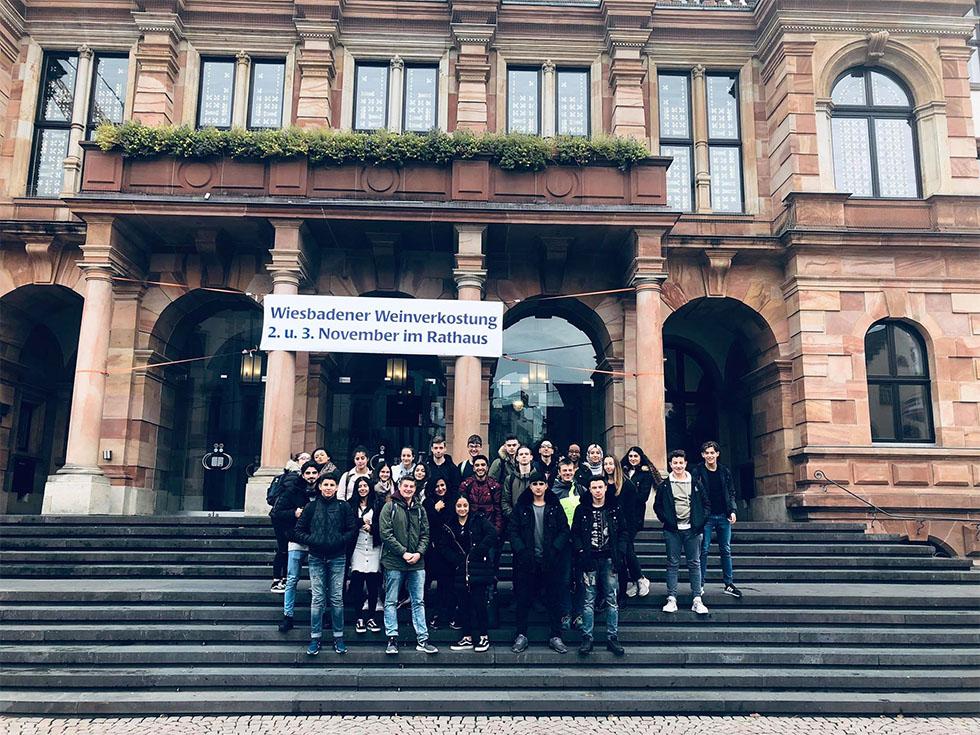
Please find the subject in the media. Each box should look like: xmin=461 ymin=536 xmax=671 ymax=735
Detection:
xmin=365 ymin=231 xmax=400 ymax=292
xmin=538 ymin=235 xmax=570 ymax=296
xmin=865 ymin=30 xmax=889 ymax=64
xmin=700 ymin=249 xmax=737 ymax=298
xmin=22 ymin=233 xmax=63 ymax=285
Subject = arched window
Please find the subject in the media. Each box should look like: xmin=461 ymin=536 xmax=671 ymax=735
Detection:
xmin=865 ymin=321 xmax=934 ymax=443
xmin=831 ymin=68 xmax=919 ymax=198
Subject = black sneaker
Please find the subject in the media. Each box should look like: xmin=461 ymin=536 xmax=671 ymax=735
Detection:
xmin=354 ymin=619 xmax=366 ymax=634
xmin=428 ymin=616 xmax=441 ymax=630
xmin=450 ymin=636 xmax=474 ymax=651
xmin=474 ymin=636 xmax=491 ymax=653
xmin=385 ymin=637 xmax=399 ymax=655
xmin=306 ymin=639 xmax=321 ymax=656
xmin=511 ymin=634 xmax=529 ymax=653
xmin=578 ymin=636 xmax=593 ymax=656
xmin=549 ymin=636 xmax=569 ymax=654
xmin=277 ymin=615 xmax=294 ymax=634
xmin=724 ymin=583 xmax=743 ymax=599
xmin=366 ymin=618 xmax=381 ymax=633
xmin=449 ymin=620 xmax=462 ymax=631
xmin=606 ymin=636 xmax=625 ymax=657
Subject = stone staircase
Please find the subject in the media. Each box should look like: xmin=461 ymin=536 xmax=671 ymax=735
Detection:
xmin=0 ymin=515 xmax=978 ymax=715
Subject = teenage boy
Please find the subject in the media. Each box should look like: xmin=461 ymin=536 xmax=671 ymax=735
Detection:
xmin=654 ymin=449 xmax=711 ymax=615
xmin=458 ymin=455 xmax=504 ymax=536
xmin=392 ymin=446 xmax=416 ymax=484
xmin=293 ymin=472 xmax=359 ymax=656
xmin=552 ymin=458 xmax=582 ymax=628
xmin=458 ymin=435 xmax=483 ymax=480
xmin=693 ymin=441 xmax=742 ymax=599
xmin=509 ymin=471 xmax=570 ymax=654
xmin=426 ymin=435 xmax=462 ymax=494
xmin=338 ymin=446 xmax=373 ymax=502
xmin=272 ymin=460 xmax=319 ymax=630
xmin=269 ymin=460 xmax=318 ymax=594
xmin=534 ymin=439 xmax=558 ymax=488
xmin=572 ymin=476 xmax=627 ymax=657
xmin=502 ymin=446 xmax=535 ymax=519
xmin=489 ymin=435 xmax=520 ymax=484
xmin=380 ymin=476 xmax=437 ymax=655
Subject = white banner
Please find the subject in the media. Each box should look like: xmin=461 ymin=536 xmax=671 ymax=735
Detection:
xmin=260 ymin=294 xmax=504 ymax=358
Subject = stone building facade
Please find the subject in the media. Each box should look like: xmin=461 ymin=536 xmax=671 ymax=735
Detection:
xmin=0 ymin=0 xmax=978 ymax=555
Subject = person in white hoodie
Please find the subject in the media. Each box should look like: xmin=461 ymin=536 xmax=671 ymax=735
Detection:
xmin=338 ymin=446 xmax=373 ymax=502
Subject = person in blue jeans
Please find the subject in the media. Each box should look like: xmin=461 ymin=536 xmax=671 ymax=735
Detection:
xmin=571 ymin=476 xmax=628 ymax=657
xmin=271 ymin=460 xmax=319 ymax=632
xmin=692 ymin=441 xmax=743 ymax=599
xmin=292 ymin=471 xmax=358 ymax=656
xmin=379 ymin=475 xmax=437 ymax=655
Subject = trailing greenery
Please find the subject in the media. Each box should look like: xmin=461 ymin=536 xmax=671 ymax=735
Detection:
xmin=94 ymin=122 xmax=650 ymax=172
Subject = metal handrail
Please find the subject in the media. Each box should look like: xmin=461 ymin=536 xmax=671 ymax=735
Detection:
xmin=813 ymin=470 xmax=980 ymax=527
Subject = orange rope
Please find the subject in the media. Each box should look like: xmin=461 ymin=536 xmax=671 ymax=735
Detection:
xmin=112 ymin=276 xmax=251 ymax=296
xmin=503 ymin=286 xmax=634 ymax=305
xmin=79 ymin=349 xmax=259 ymax=376
xmin=501 ymin=353 xmax=656 ymax=378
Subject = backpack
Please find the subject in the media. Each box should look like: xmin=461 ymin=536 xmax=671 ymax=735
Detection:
xmin=266 ymin=472 xmax=290 ymax=507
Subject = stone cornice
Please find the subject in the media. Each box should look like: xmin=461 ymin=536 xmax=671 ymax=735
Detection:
xmin=0 ymin=0 xmax=25 ymax=64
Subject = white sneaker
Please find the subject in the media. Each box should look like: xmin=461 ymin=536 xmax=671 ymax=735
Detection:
xmin=662 ymin=596 xmax=678 ymax=613
xmin=692 ymin=597 xmax=709 ymax=615
xmin=637 ymin=577 xmax=650 ymax=597
xmin=625 ymin=582 xmax=638 ymax=598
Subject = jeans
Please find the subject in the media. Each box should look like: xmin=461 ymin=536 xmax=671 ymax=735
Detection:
xmin=309 ymin=554 xmax=346 ymax=639
xmin=272 ymin=524 xmax=290 ymax=579
xmin=283 ymin=549 xmax=308 ymax=618
xmin=701 ymin=514 xmax=734 ymax=586
xmin=664 ymin=528 xmax=703 ymax=598
xmin=348 ymin=570 xmax=381 ymax=622
xmin=581 ymin=557 xmax=618 ymax=640
xmin=514 ymin=559 xmax=562 ymax=639
xmin=384 ymin=568 xmax=428 ymax=643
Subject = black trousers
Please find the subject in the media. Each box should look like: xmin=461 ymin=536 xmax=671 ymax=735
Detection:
xmin=348 ymin=570 xmax=381 ymax=621
xmin=272 ymin=524 xmax=290 ymax=579
xmin=455 ymin=583 xmax=490 ymax=639
xmin=515 ymin=560 xmax=562 ymax=639
xmin=619 ymin=532 xmax=643 ymax=593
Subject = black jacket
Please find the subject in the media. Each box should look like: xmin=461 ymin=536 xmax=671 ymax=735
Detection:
xmin=691 ymin=462 xmax=737 ymax=517
xmin=570 ymin=491 xmax=628 ymax=571
xmin=508 ymin=489 xmax=569 ymax=571
xmin=438 ymin=514 xmax=498 ymax=588
xmin=424 ymin=490 xmax=458 ymax=575
xmin=653 ymin=473 xmax=711 ymax=533
xmin=611 ymin=477 xmax=642 ymax=536
xmin=293 ymin=494 xmax=359 ymax=559
xmin=269 ymin=473 xmax=314 ymax=530
xmin=533 ymin=458 xmax=558 ymax=488
xmin=624 ymin=465 xmax=660 ymax=530
xmin=426 ymin=455 xmax=462 ymax=494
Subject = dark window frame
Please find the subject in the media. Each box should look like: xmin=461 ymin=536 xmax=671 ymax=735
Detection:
xmin=197 ymin=57 xmax=238 ymax=130
xmin=706 ymin=70 xmax=744 ymax=213
xmin=865 ymin=320 xmax=935 ymax=444
xmin=401 ymin=63 xmax=439 ymax=133
xmin=352 ymin=61 xmax=391 ymax=133
xmin=831 ymin=67 xmax=922 ymax=199
xmin=657 ymin=70 xmax=695 ymax=212
xmin=85 ymin=53 xmax=129 ymax=139
xmin=246 ymin=58 xmax=286 ymax=130
xmin=506 ymin=65 xmax=542 ymax=135
xmin=555 ymin=67 xmax=591 ymax=137
xmin=28 ymin=51 xmax=79 ymax=198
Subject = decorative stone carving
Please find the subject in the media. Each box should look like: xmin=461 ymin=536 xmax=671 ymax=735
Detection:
xmin=865 ymin=31 xmax=889 ymax=64
xmin=701 ymin=249 xmax=737 ymax=297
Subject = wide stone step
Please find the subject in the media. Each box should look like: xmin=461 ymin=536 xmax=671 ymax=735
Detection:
xmin=4 ymin=643 xmax=976 ymax=669
xmin=2 ymin=665 xmax=976 ymax=692
xmin=1 ymin=687 xmax=977 ymax=716
xmin=3 ymin=623 xmax=977 ymax=646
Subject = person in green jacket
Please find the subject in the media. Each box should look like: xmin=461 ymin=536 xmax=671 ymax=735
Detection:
xmin=380 ymin=475 xmax=437 ymax=655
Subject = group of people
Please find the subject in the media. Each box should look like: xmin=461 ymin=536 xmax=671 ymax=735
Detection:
xmin=266 ymin=434 xmax=741 ymax=657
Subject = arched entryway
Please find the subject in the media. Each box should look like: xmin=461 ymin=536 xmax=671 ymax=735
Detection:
xmin=663 ymin=297 xmax=788 ymax=511
xmin=151 ymin=291 xmax=265 ymax=512
xmin=0 ymin=285 xmax=82 ymax=514
xmin=490 ymin=298 xmax=608 ymax=453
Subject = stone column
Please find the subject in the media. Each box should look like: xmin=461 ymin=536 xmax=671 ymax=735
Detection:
xmin=388 ymin=55 xmax=404 ymax=132
xmin=43 ymin=217 xmax=134 ymax=514
xmin=541 ymin=60 xmax=556 ymax=137
xmin=452 ymin=25 xmax=494 ymax=133
xmin=61 ymin=44 xmax=94 ymax=196
xmin=232 ymin=50 xmax=250 ymax=128
xmin=244 ymin=220 xmax=310 ymax=515
xmin=692 ymin=64 xmax=711 ymax=212
xmin=629 ymin=229 xmax=668 ymax=470
xmin=293 ymin=20 xmax=337 ymax=128
xmin=130 ymin=9 xmax=182 ymax=125
xmin=451 ymin=224 xmax=487 ymax=459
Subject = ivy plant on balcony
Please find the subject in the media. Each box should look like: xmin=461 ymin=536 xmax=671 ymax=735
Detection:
xmin=94 ymin=122 xmax=650 ymax=172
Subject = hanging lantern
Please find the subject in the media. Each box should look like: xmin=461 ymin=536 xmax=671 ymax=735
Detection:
xmin=240 ymin=350 xmax=264 ymax=384
xmin=528 ymin=361 xmax=549 ymax=385
xmin=385 ymin=357 xmax=408 ymax=385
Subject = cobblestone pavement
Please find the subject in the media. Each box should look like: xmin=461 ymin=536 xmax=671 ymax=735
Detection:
xmin=3 ymin=717 xmax=980 ymax=735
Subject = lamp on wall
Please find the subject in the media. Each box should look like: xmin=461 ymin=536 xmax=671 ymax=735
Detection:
xmin=240 ymin=350 xmax=264 ymax=384
xmin=385 ymin=357 xmax=408 ymax=385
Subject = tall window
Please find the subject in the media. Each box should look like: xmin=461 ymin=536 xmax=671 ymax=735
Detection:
xmin=831 ymin=68 xmax=919 ymax=198
xmin=354 ymin=63 xmax=390 ymax=132
xmin=403 ymin=65 xmax=438 ymax=132
xmin=86 ymin=55 xmax=128 ymax=138
xmin=556 ymin=68 xmax=589 ymax=136
xmin=29 ymin=53 xmax=78 ymax=197
xmin=706 ymin=72 xmax=743 ymax=212
xmin=865 ymin=321 xmax=934 ymax=443
xmin=197 ymin=58 xmax=236 ymax=129
xmin=658 ymin=72 xmax=693 ymax=212
xmin=507 ymin=67 xmax=540 ymax=135
xmin=247 ymin=61 xmax=285 ymax=130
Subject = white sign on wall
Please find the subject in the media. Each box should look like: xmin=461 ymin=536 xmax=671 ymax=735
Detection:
xmin=260 ymin=294 xmax=504 ymax=358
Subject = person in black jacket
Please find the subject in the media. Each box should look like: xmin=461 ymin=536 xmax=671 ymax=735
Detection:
xmin=442 ymin=495 xmax=498 ymax=653
xmin=605 ymin=453 xmax=649 ymax=601
xmin=693 ymin=441 xmax=742 ymax=599
xmin=293 ymin=472 xmax=359 ymax=656
xmin=271 ymin=461 xmax=319 ymax=631
xmin=509 ymin=470 xmax=571 ymax=655
xmin=425 ymin=435 xmax=462 ymax=494
xmin=268 ymin=461 xmax=318 ymax=593
xmin=423 ymin=476 xmax=458 ymax=629
xmin=654 ymin=449 xmax=712 ymax=616
xmin=571 ymin=476 xmax=628 ymax=656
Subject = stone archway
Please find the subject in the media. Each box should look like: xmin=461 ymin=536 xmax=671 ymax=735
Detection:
xmin=0 ymin=285 xmax=83 ymax=514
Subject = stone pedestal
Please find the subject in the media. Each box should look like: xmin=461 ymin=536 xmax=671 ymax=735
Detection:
xmin=42 ymin=466 xmax=113 ymax=515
